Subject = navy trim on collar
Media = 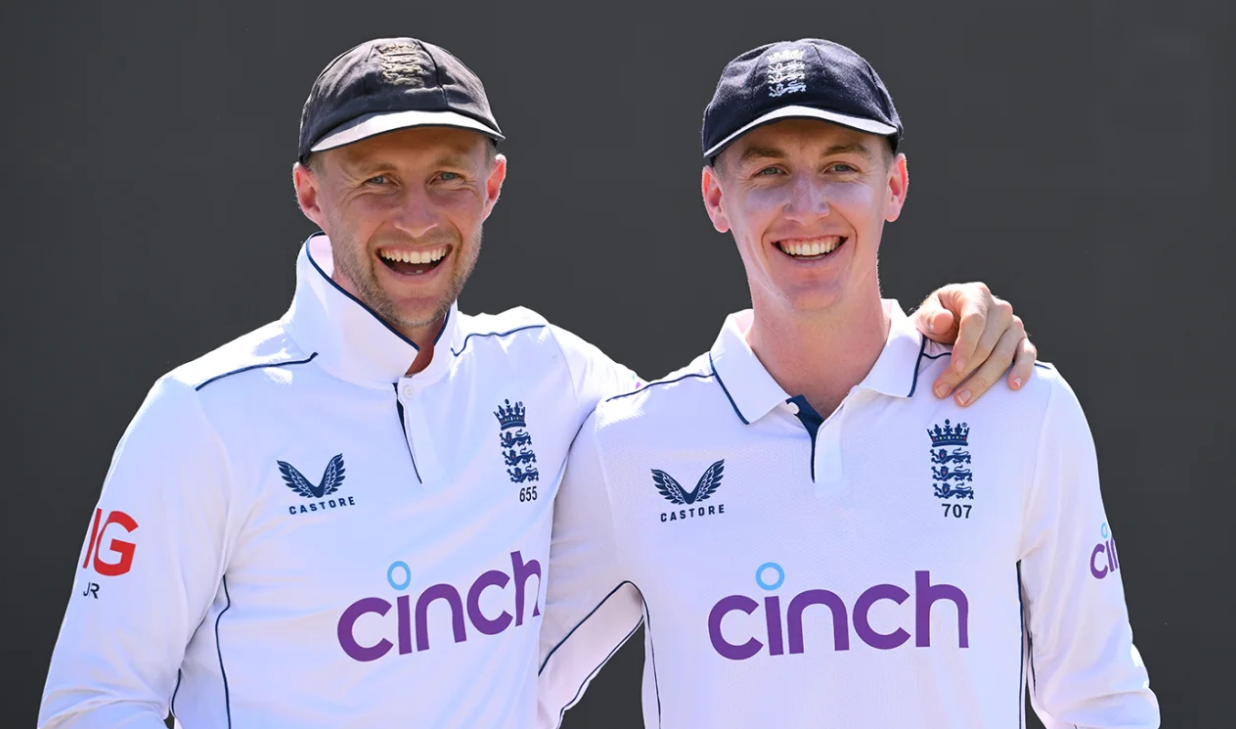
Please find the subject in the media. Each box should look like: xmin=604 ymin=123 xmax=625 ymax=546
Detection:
xmin=906 ymin=335 xmax=931 ymax=397
xmin=708 ymin=353 xmax=750 ymax=425
xmin=305 ymin=238 xmax=420 ymax=351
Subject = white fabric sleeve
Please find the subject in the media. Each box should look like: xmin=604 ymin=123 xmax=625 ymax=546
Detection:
xmin=1018 ymin=370 xmax=1160 ymax=729
xmin=549 ymin=324 xmax=643 ymax=415
xmin=39 ymin=377 xmax=235 ymax=729
xmin=537 ymin=410 xmax=644 ymax=729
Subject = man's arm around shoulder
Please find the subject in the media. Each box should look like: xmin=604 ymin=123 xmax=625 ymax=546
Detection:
xmin=538 ymin=408 xmax=644 ymax=729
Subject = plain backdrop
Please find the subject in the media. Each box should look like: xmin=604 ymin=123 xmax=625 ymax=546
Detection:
xmin=3 ymin=0 xmax=1232 ymax=726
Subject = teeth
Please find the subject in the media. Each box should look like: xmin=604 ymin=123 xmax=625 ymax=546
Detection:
xmin=379 ymin=247 xmax=448 ymax=264
xmin=780 ymin=237 xmax=842 ymax=257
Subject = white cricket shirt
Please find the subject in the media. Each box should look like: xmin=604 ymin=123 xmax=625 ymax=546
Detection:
xmin=539 ymin=301 xmax=1159 ymax=729
xmin=39 ymin=233 xmax=638 ymax=729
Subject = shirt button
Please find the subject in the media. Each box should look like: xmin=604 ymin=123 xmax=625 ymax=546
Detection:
xmin=787 ymin=401 xmax=800 ymax=415
xmin=402 ymin=384 xmax=415 ymax=398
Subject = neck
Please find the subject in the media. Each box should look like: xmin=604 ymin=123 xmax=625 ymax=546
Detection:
xmin=746 ymin=293 xmax=889 ymax=417
xmin=403 ymin=322 xmax=441 ymax=375
xmin=328 ymin=269 xmax=444 ymax=376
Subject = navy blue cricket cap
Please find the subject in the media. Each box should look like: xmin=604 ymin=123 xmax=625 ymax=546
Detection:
xmin=702 ymin=39 xmax=902 ymax=162
xmin=298 ymin=37 xmax=503 ymax=163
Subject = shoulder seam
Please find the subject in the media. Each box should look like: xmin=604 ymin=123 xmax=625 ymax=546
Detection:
xmin=603 ymin=370 xmax=714 ymax=404
xmin=450 ymin=324 xmax=548 ymax=357
xmin=194 ymin=353 xmax=320 ymax=392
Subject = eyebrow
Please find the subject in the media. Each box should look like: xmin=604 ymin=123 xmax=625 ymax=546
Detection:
xmin=342 ymin=151 xmax=476 ymax=177
xmin=821 ymin=142 xmax=873 ymax=159
xmin=737 ymin=146 xmax=788 ymax=165
xmin=736 ymin=141 xmax=873 ymax=166
xmin=344 ymin=159 xmax=393 ymax=177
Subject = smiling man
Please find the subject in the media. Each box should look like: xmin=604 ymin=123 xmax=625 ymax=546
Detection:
xmin=40 ymin=37 xmax=1037 ymax=728
xmin=539 ymin=39 xmax=1159 ymax=728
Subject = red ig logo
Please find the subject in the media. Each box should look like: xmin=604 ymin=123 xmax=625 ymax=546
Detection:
xmin=83 ymin=508 xmax=139 ymax=577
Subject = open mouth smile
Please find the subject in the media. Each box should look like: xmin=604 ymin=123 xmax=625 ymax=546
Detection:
xmin=377 ymin=246 xmax=450 ymax=275
xmin=775 ymin=235 xmax=847 ymax=260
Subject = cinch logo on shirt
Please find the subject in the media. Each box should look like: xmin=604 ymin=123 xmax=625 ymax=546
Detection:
xmin=707 ymin=563 xmax=970 ymax=660
xmin=1090 ymin=522 xmax=1120 ymax=579
xmin=337 ymin=550 xmax=542 ymax=662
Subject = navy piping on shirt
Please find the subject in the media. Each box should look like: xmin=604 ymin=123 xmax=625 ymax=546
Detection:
xmin=1018 ymin=562 xmax=1044 ymax=713
xmin=707 ymin=353 xmax=749 ymax=424
xmin=304 ymin=237 xmax=422 ymax=351
xmin=1017 ymin=561 xmax=1026 ymax=729
xmin=539 ymin=580 xmax=661 ymax=728
xmin=906 ymin=335 xmax=933 ymax=398
xmin=450 ymin=324 xmax=548 ymax=357
xmin=194 ymin=353 xmax=319 ymax=392
xmin=540 ymin=581 xmax=637 ymax=673
xmin=786 ymin=395 xmax=825 ymax=482
xmin=554 ymin=619 xmax=644 ymax=728
xmin=392 ymin=386 xmax=423 ymax=484
xmin=215 ymin=576 xmax=233 ymax=729
xmin=170 ymin=669 xmax=182 ymax=719
xmin=433 ymin=305 xmax=452 ymax=345
xmin=604 ymin=371 xmax=716 ymax=405
xmin=639 ymin=585 xmax=664 ymax=728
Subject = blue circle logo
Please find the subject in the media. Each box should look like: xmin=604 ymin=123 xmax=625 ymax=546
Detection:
xmin=387 ymin=561 xmax=412 ymax=591
xmin=755 ymin=562 xmax=785 ymax=591
xmin=1100 ymin=522 xmax=1109 ymax=539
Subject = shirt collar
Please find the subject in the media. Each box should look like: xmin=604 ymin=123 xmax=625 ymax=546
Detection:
xmin=282 ymin=233 xmax=462 ymax=389
xmin=708 ymin=299 xmax=926 ymax=424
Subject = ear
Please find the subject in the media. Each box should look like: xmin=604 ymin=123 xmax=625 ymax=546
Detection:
xmin=293 ymin=162 xmax=327 ymax=229
xmin=883 ymin=153 xmax=909 ymax=223
xmin=701 ymin=164 xmax=731 ymax=234
xmin=481 ymin=153 xmax=508 ymax=222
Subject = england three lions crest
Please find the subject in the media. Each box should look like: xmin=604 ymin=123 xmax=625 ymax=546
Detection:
xmin=495 ymin=399 xmax=539 ymax=484
xmin=928 ymin=419 xmax=974 ymax=499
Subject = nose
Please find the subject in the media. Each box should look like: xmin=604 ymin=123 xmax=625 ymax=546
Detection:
xmin=782 ymin=174 xmax=830 ymax=224
xmin=390 ymin=186 xmax=441 ymax=239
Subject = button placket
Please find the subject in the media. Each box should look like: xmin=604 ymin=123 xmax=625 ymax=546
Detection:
xmin=398 ymin=380 xmax=446 ymax=489
xmin=812 ymin=396 xmax=852 ymax=495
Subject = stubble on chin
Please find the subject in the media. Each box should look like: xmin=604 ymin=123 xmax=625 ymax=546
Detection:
xmin=334 ymin=232 xmax=481 ymax=332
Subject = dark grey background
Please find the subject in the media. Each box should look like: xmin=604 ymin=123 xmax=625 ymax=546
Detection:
xmin=3 ymin=0 xmax=1231 ymax=726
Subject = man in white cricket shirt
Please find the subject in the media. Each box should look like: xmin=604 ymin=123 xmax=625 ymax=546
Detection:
xmin=539 ymin=39 xmax=1159 ymax=728
xmin=39 ymin=37 xmax=1036 ymax=728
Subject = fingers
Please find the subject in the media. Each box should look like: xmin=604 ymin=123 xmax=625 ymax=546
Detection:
xmin=948 ymin=284 xmax=1005 ymax=380
xmin=964 ymin=295 xmax=1014 ymax=380
xmin=950 ymin=319 xmax=1024 ymax=406
xmin=913 ymin=289 xmax=958 ymax=343
xmin=1007 ymin=320 xmax=1037 ymax=390
xmin=929 ymin=283 xmax=992 ymax=398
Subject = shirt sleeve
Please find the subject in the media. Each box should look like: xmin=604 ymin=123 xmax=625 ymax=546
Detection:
xmin=537 ymin=409 xmax=645 ymax=729
xmin=39 ymin=376 xmax=235 ymax=729
xmin=1018 ymin=370 xmax=1160 ymax=729
xmin=549 ymin=324 xmax=643 ymax=415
